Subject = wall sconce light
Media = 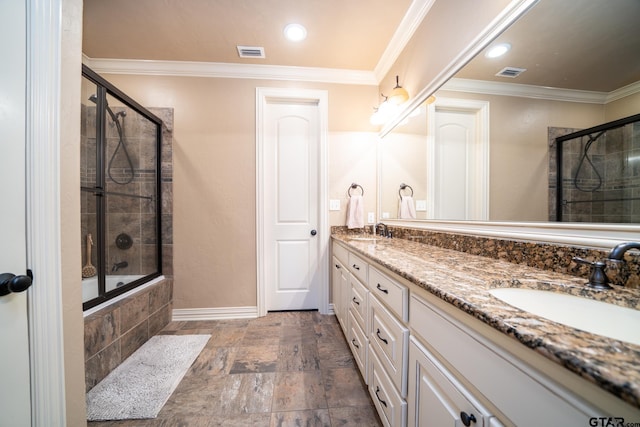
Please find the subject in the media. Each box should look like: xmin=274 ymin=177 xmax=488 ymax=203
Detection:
xmin=387 ymin=75 xmax=409 ymax=105
xmin=370 ymin=95 xmax=396 ymax=125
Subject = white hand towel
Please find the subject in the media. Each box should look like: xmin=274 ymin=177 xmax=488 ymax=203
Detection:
xmin=346 ymin=195 xmax=365 ymax=229
xmin=398 ymin=195 xmax=417 ymax=219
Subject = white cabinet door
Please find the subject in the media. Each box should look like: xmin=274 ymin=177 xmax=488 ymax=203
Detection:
xmin=408 ymin=337 xmax=493 ymax=427
xmin=332 ymin=256 xmax=349 ymax=329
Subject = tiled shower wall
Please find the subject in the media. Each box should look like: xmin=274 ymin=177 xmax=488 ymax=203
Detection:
xmin=80 ymin=106 xmax=174 ymax=276
xmin=549 ymin=123 xmax=640 ymax=223
xmin=83 ymin=107 xmax=174 ymax=391
xmin=84 ymin=278 xmax=173 ymax=391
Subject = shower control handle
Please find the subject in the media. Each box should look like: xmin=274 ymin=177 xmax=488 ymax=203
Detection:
xmin=310 ymin=229 xmax=317 ymax=236
xmin=0 ymin=270 xmax=33 ymax=297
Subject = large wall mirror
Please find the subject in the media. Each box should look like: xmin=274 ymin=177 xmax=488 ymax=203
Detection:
xmin=379 ymin=0 xmax=640 ymax=229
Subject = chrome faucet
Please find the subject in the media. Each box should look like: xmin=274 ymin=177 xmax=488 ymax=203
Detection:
xmin=374 ymin=222 xmax=390 ymax=238
xmin=608 ymin=242 xmax=640 ymax=261
xmin=112 ymin=261 xmax=128 ymax=272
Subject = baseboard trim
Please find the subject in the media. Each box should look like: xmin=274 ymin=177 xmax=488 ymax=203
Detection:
xmin=328 ymin=303 xmax=335 ymax=316
xmin=172 ymin=306 xmax=258 ymax=321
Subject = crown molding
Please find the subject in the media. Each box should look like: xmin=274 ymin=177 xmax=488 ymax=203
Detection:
xmin=373 ymin=0 xmax=436 ymax=83
xmin=441 ymin=78 xmax=608 ymax=104
xmin=606 ymin=80 xmax=640 ymax=103
xmin=82 ymin=55 xmax=377 ymax=85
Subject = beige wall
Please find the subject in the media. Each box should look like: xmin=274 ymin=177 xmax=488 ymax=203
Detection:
xmin=429 ymin=91 xmax=605 ymax=221
xmin=605 ymin=91 xmax=640 ymax=122
xmin=61 ymin=0 xmax=87 ymax=425
xmin=379 ymin=0 xmax=512 ymax=102
xmin=98 ymin=74 xmax=378 ymax=309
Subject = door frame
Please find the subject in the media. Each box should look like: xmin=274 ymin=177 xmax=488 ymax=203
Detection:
xmin=256 ymin=87 xmax=329 ymax=317
xmin=26 ymin=0 xmax=67 ymax=424
xmin=426 ymin=97 xmax=490 ymax=220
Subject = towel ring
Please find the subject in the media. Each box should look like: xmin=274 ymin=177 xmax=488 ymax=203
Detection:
xmin=348 ymin=183 xmax=364 ymax=197
xmin=399 ymin=183 xmax=414 ymax=197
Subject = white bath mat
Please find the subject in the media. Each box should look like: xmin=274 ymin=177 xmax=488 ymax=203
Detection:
xmin=86 ymin=334 xmax=210 ymax=421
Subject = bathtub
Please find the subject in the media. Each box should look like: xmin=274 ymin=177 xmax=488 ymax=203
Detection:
xmin=82 ymin=275 xmax=144 ymax=303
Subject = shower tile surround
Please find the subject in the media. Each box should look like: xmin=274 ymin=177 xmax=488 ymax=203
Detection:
xmin=549 ymin=123 xmax=640 ymax=223
xmin=81 ymin=106 xmax=174 ymax=277
xmin=84 ymin=278 xmax=173 ymax=391
xmin=332 ymin=227 xmax=640 ymax=408
xmin=83 ymin=107 xmax=174 ymax=390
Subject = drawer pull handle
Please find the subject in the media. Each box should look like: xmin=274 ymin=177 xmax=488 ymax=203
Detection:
xmin=352 ymin=264 xmax=360 ymax=270
xmin=460 ymin=412 xmax=477 ymax=426
xmin=375 ymin=386 xmax=387 ymax=408
xmin=376 ymin=283 xmax=388 ymax=294
xmin=351 ymin=339 xmax=359 ymax=349
xmin=335 ymin=264 xmax=341 ymax=269
xmin=352 ymin=297 xmax=360 ymax=305
xmin=376 ymin=328 xmax=388 ymax=345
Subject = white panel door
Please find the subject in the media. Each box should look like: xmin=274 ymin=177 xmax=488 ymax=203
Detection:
xmin=0 ymin=0 xmax=32 ymax=424
xmin=264 ymin=101 xmax=320 ymax=311
xmin=433 ymin=109 xmax=478 ymax=220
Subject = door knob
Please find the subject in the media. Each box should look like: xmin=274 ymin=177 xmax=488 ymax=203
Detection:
xmin=310 ymin=229 xmax=317 ymax=236
xmin=0 ymin=270 xmax=33 ymax=297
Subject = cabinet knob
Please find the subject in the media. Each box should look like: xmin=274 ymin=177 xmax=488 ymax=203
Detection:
xmin=460 ymin=411 xmax=477 ymax=426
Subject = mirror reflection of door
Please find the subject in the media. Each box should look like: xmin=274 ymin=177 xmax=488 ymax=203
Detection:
xmin=427 ymin=98 xmax=489 ymax=220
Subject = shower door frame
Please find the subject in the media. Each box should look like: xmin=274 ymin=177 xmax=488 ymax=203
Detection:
xmin=555 ymin=112 xmax=640 ymax=222
xmin=81 ymin=65 xmax=163 ymax=311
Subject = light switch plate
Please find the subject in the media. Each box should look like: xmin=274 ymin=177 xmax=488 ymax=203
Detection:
xmin=416 ymin=200 xmax=427 ymax=211
xmin=382 ymin=212 xmax=390 ymax=219
xmin=367 ymin=212 xmax=375 ymax=223
xmin=329 ymin=199 xmax=340 ymax=211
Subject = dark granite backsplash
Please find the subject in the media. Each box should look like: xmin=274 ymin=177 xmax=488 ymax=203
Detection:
xmin=331 ymin=225 xmax=639 ymax=288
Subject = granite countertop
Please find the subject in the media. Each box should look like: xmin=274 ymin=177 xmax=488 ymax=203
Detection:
xmin=332 ymin=233 xmax=640 ymax=409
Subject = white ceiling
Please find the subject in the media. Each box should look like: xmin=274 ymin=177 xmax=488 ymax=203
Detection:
xmin=82 ymin=0 xmax=413 ymax=72
xmin=455 ymin=0 xmax=640 ymax=92
xmin=82 ymin=0 xmax=640 ymax=93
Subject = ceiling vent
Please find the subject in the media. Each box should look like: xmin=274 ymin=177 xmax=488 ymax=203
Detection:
xmin=495 ymin=67 xmax=527 ymax=78
xmin=237 ymin=46 xmax=265 ymax=59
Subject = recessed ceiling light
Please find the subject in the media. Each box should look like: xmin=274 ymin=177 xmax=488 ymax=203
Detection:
xmin=485 ymin=43 xmax=511 ymax=58
xmin=284 ymin=23 xmax=307 ymax=42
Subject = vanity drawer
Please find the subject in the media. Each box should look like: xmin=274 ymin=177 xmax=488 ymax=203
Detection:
xmin=348 ymin=310 xmax=368 ymax=381
xmin=369 ymin=267 xmax=408 ymax=322
xmin=348 ymin=251 xmax=368 ymax=284
xmin=369 ymin=346 xmax=407 ymax=427
xmin=370 ymin=294 xmax=409 ymax=397
xmin=333 ymin=241 xmax=349 ymax=265
xmin=349 ymin=275 xmax=368 ymax=331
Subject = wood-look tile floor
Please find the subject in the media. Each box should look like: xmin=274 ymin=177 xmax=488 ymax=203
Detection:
xmin=88 ymin=311 xmax=382 ymax=426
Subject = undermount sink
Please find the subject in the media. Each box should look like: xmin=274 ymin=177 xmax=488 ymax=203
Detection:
xmin=489 ymin=288 xmax=640 ymax=346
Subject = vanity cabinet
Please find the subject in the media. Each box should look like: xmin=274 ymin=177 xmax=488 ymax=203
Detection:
xmin=369 ymin=293 xmax=409 ymax=397
xmin=410 ymin=292 xmax=600 ymax=426
xmin=408 ymin=336 xmax=498 ymax=427
xmin=331 ymin=255 xmax=349 ymax=329
xmin=348 ymin=274 xmax=369 ymax=380
xmin=367 ymin=267 xmax=409 ymax=427
xmin=331 ymin=238 xmax=612 ymax=427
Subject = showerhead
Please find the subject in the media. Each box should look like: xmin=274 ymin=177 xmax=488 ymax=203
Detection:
xmin=89 ymin=94 xmax=97 ymax=103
